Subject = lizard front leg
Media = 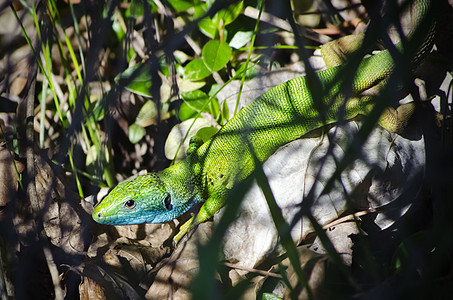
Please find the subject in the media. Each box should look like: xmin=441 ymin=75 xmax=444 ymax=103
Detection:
xmin=174 ymin=188 xmax=229 ymax=244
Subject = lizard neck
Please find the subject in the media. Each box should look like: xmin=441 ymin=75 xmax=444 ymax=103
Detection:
xmin=158 ymin=155 xmax=205 ymax=216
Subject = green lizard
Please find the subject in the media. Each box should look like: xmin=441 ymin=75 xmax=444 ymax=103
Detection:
xmin=93 ymin=0 xmax=435 ymax=243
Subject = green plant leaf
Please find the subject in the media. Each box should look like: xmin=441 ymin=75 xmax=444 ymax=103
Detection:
xmin=179 ymin=102 xmax=198 ymax=121
xmin=115 ymin=64 xmax=153 ymax=97
xmin=193 ymin=2 xmax=208 ymax=18
xmin=135 ymin=100 xmax=163 ymax=127
xmin=221 ymin=97 xmax=230 ymax=123
xmin=86 ymin=145 xmax=97 ymax=168
xmin=91 ymin=97 xmax=105 ymax=121
xmin=212 ymin=1 xmax=243 ymax=26
xmin=205 ymin=0 xmax=215 ymax=9
xmin=184 ymin=59 xmax=212 ymax=80
xmin=198 ymin=17 xmax=217 ymax=39
xmin=126 ymin=0 xmax=158 ymax=18
xmin=128 ymin=123 xmax=146 ymax=144
xmin=127 ymin=0 xmax=145 ymax=18
xmin=196 ymin=126 xmax=218 ymax=142
xmin=229 ymin=31 xmax=253 ymax=49
xmin=112 ymin=16 xmax=125 ymax=40
xmin=136 ymin=100 xmax=158 ymax=126
xmin=210 ymin=97 xmax=220 ymax=122
xmin=261 ymin=293 xmax=282 ymax=300
xmin=164 ymin=117 xmax=211 ymax=161
xmin=178 ymin=78 xmax=206 ymax=92
xmin=181 ymin=90 xmax=210 ymax=111
xmin=202 ymin=40 xmax=232 ymax=72
xmin=167 ymin=0 xmax=193 ymax=12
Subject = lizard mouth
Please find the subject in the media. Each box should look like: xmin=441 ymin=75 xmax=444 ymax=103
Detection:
xmin=92 ymin=208 xmax=125 ymax=225
xmin=92 ymin=201 xmax=118 ymax=224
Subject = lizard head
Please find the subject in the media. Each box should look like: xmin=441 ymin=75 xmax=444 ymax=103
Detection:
xmin=92 ymin=173 xmax=185 ymax=225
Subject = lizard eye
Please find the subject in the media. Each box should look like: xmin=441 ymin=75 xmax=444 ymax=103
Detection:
xmin=164 ymin=194 xmax=172 ymax=210
xmin=124 ymin=200 xmax=136 ymax=209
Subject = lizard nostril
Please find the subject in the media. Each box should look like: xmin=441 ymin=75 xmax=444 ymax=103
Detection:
xmin=97 ymin=213 xmax=102 ymax=218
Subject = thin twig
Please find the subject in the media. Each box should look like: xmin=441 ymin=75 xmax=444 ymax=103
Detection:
xmin=322 ymin=208 xmax=377 ymax=230
xmin=223 ymin=262 xmax=283 ymax=279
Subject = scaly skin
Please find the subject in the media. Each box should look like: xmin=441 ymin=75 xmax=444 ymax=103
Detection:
xmin=93 ymin=0 xmax=435 ymax=243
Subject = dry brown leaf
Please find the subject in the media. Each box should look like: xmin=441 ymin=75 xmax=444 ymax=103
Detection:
xmin=310 ymin=222 xmax=359 ymax=266
xmin=145 ymin=222 xmax=212 ymax=299
xmin=30 ymin=153 xmax=91 ymax=254
xmin=79 ymin=276 xmax=107 ymax=300
xmin=283 ymin=250 xmax=327 ymax=300
xmin=87 ymin=223 xmax=173 ymax=296
xmin=78 ymin=262 xmax=141 ymax=299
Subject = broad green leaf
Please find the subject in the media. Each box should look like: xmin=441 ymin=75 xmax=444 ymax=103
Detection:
xmin=179 ymin=102 xmax=198 ymax=121
xmin=196 ymin=126 xmax=218 ymax=142
xmin=193 ymin=2 xmax=207 ymax=19
xmin=261 ymin=293 xmax=282 ymax=300
xmin=184 ymin=59 xmax=212 ymax=80
xmin=134 ymin=99 xmax=171 ymax=127
xmin=198 ymin=17 xmax=217 ymax=39
xmin=205 ymin=0 xmax=215 ymax=9
xmin=128 ymin=123 xmax=146 ymax=144
xmin=178 ymin=78 xmax=206 ymax=93
xmin=212 ymin=1 xmax=243 ymax=26
xmin=116 ymin=56 xmax=169 ymax=96
xmin=229 ymin=31 xmax=253 ymax=49
xmin=202 ymin=40 xmax=232 ymax=72
xmin=135 ymin=100 xmax=158 ymax=127
xmin=167 ymin=0 xmax=193 ymax=12
xmin=181 ymin=90 xmax=210 ymax=111
xmin=115 ymin=64 xmax=152 ymax=97
xmin=174 ymin=49 xmax=190 ymax=64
